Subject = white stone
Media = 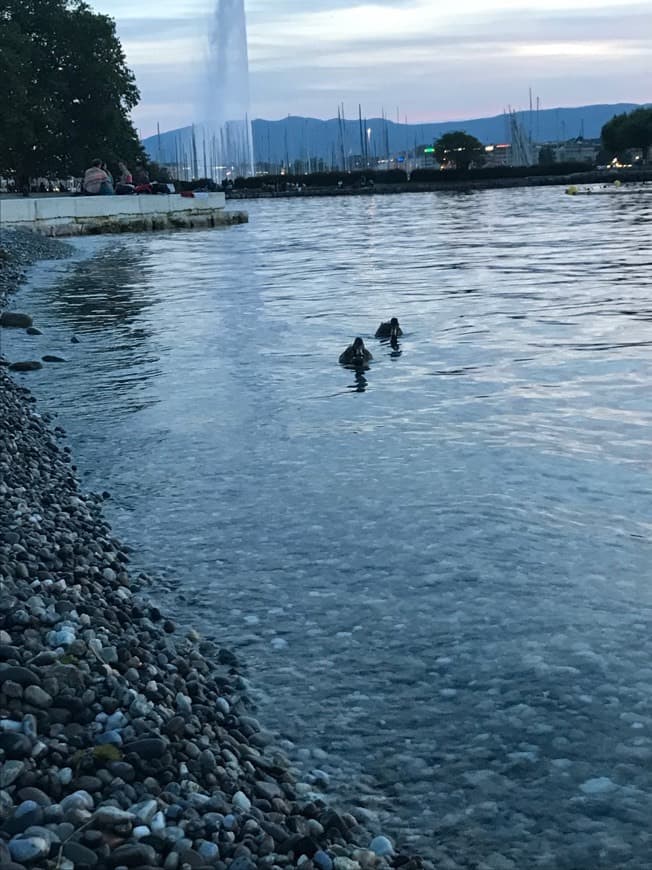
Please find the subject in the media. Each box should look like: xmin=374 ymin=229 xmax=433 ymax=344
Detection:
xmin=579 ymin=776 xmax=618 ymax=796
xmin=232 ymin=790 xmax=251 ymax=812
xmin=58 ymin=767 xmax=73 ymax=785
xmin=151 ymin=811 xmax=166 ymax=833
xmin=60 ymin=790 xmax=94 ymax=812
xmin=131 ymin=799 xmax=158 ymax=824
xmin=215 ymin=697 xmax=230 ymax=714
xmin=369 ymin=836 xmax=394 ymax=857
xmin=94 ymin=805 xmax=136 ymax=825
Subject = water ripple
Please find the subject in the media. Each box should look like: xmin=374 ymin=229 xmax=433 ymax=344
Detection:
xmin=9 ymin=187 xmax=652 ymax=867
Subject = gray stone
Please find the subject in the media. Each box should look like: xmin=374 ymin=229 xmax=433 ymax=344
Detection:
xmin=0 ymin=667 xmax=40 ymax=686
xmin=42 ymin=355 xmax=66 ymax=363
xmin=227 ymin=857 xmax=256 ymax=870
xmin=369 ymin=835 xmax=394 ymax=857
xmin=60 ymin=790 xmax=94 ymax=813
xmin=254 ymin=780 xmax=282 ymax=801
xmin=1 ymin=312 xmax=33 ymax=328
xmin=0 ymin=733 xmax=32 ymax=760
xmin=124 ymin=737 xmax=167 ymax=759
xmin=130 ymin=799 xmax=158 ymax=824
xmin=8 ymin=835 xmax=49 ymax=863
xmin=232 ymin=790 xmax=251 ymax=813
xmin=21 ymin=825 xmax=60 ymax=847
xmin=8 ymin=361 xmax=43 ymax=372
xmin=96 ymin=730 xmax=123 ymax=747
xmin=314 ymin=851 xmax=334 ymax=870
xmin=177 ymin=848 xmax=205 ymax=868
xmin=100 ymin=646 xmax=118 ymax=664
xmin=74 ymin=776 xmax=103 ymax=794
xmin=5 ymin=807 xmax=44 ymax=836
xmin=63 ymin=841 xmax=99 ymax=866
xmin=198 ymin=841 xmax=220 ymax=861
xmin=94 ymin=805 xmax=136 ymax=827
xmin=0 ymin=761 xmax=25 ymax=788
xmin=16 ymin=787 xmax=51 ymax=806
xmin=23 ymin=685 xmax=52 ymax=708
xmin=108 ymin=842 xmax=156 ymax=867
xmin=3 ymin=681 xmax=23 ymax=699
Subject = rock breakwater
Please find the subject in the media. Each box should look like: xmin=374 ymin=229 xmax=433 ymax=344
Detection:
xmin=0 ymin=236 xmax=420 ymax=869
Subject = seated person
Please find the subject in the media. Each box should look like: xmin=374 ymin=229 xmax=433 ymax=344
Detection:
xmin=83 ymin=159 xmax=114 ymax=195
xmin=115 ymin=161 xmax=135 ymax=194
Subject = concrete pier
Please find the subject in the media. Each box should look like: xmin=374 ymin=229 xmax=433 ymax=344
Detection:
xmin=0 ymin=192 xmax=247 ymax=236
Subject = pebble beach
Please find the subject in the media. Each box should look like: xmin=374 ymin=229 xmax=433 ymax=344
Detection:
xmin=0 ymin=230 xmax=416 ymax=870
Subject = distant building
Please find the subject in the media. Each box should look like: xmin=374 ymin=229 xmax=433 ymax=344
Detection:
xmin=484 ymin=144 xmax=511 ymax=167
xmin=554 ymin=138 xmax=601 ymax=164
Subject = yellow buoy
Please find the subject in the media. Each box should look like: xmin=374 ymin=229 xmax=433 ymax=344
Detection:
xmin=566 ymin=185 xmax=578 ymax=195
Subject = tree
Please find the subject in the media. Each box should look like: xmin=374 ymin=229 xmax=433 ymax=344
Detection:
xmin=602 ymin=108 xmax=652 ymax=163
xmin=0 ymin=0 xmax=145 ymax=184
xmin=433 ymin=131 xmax=486 ymax=170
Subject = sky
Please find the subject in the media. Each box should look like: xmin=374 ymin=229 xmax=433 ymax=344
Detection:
xmin=97 ymin=0 xmax=651 ymax=138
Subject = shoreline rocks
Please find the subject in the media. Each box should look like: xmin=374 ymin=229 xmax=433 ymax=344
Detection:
xmin=0 ymin=232 xmax=422 ymax=869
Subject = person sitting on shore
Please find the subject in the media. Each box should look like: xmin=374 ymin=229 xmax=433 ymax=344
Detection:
xmin=115 ymin=161 xmax=135 ymax=195
xmin=83 ymin=159 xmax=114 ymax=195
xmin=133 ymin=164 xmax=153 ymax=193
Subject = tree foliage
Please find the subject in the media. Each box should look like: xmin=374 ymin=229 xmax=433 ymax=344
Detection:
xmin=0 ymin=0 xmax=145 ymax=182
xmin=601 ymin=108 xmax=652 ymax=161
xmin=433 ymin=131 xmax=486 ymax=170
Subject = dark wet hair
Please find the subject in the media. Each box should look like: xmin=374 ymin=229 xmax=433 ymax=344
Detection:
xmin=91 ymin=158 xmax=102 ymax=167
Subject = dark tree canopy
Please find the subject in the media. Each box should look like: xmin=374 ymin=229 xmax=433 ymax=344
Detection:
xmin=0 ymin=0 xmax=145 ymax=181
xmin=433 ymin=131 xmax=486 ymax=171
xmin=601 ymin=108 xmax=652 ymax=161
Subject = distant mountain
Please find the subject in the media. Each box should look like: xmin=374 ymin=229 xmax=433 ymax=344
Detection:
xmin=143 ymin=103 xmax=643 ymax=168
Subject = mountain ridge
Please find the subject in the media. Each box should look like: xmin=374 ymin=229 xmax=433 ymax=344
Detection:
xmin=143 ymin=103 xmax=644 ymax=167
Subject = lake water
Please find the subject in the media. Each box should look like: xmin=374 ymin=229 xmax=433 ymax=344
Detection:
xmin=7 ymin=188 xmax=652 ymax=868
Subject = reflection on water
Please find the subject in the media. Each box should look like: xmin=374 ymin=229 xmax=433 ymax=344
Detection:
xmin=347 ymin=368 xmax=368 ymax=393
xmin=9 ymin=187 xmax=652 ymax=868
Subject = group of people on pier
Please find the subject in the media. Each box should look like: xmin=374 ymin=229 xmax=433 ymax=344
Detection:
xmin=82 ymin=160 xmax=154 ymax=195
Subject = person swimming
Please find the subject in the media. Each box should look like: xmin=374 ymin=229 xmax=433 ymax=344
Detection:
xmin=339 ymin=337 xmax=373 ymax=366
xmin=375 ymin=317 xmax=403 ymax=339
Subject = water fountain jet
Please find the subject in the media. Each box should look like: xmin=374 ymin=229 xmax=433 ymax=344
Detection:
xmin=200 ymin=0 xmax=254 ymax=180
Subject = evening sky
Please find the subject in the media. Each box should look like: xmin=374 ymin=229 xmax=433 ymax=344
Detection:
xmin=96 ymin=0 xmax=651 ymax=138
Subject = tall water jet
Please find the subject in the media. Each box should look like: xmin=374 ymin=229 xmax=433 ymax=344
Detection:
xmin=201 ymin=0 xmax=254 ymax=180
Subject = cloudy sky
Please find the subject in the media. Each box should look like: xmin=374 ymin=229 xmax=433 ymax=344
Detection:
xmin=98 ymin=0 xmax=651 ymax=138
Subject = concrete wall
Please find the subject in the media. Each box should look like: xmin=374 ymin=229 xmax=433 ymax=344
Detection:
xmin=0 ymin=193 xmax=247 ymax=236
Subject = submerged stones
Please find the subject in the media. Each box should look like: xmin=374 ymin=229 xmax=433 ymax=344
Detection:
xmin=0 ymin=340 xmax=413 ymax=869
xmin=0 ymin=311 xmax=33 ymax=328
xmin=8 ymin=361 xmax=42 ymax=372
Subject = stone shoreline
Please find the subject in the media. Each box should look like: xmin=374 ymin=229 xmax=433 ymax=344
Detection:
xmin=0 ymin=232 xmax=422 ymax=870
